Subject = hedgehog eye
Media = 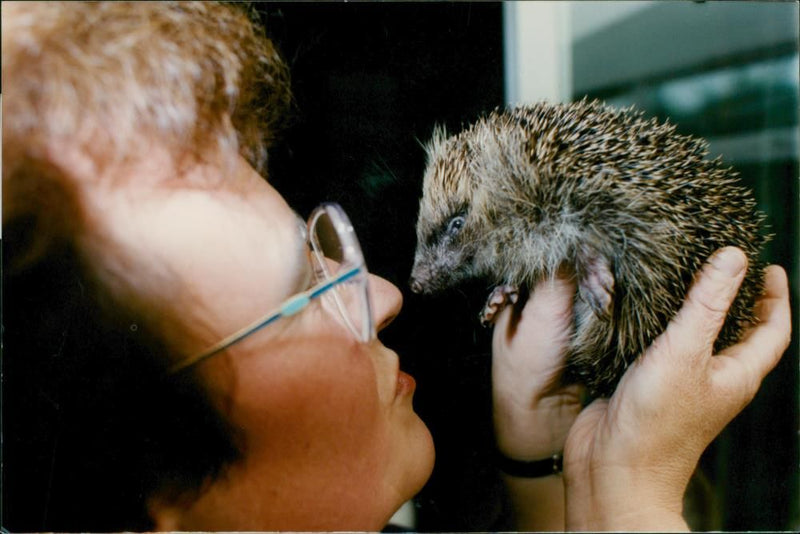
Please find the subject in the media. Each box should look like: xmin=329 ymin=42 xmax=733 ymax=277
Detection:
xmin=447 ymin=215 xmax=465 ymax=236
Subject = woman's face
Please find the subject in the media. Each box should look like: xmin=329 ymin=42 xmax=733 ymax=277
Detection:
xmin=89 ymin=152 xmax=435 ymax=530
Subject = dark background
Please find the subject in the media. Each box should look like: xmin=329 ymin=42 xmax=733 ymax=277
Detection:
xmin=260 ymin=3 xmax=511 ymax=530
xmin=258 ymin=2 xmax=798 ymax=531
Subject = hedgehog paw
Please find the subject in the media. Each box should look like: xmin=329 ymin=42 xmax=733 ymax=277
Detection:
xmin=578 ymin=257 xmax=615 ymax=319
xmin=479 ymin=285 xmax=519 ymax=327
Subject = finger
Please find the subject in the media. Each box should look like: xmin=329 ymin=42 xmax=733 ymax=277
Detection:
xmin=521 ymin=275 xmax=575 ymax=324
xmin=660 ymin=247 xmax=747 ymax=362
xmin=493 ymin=274 xmax=575 ymax=343
xmin=717 ymin=265 xmax=791 ymax=380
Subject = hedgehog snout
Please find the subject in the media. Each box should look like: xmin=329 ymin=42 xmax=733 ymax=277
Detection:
xmin=409 ymin=273 xmax=443 ymax=295
xmin=408 ymin=263 xmax=430 ymax=294
xmin=409 ymin=277 xmax=424 ymax=294
xmin=409 ymin=257 xmax=438 ymax=294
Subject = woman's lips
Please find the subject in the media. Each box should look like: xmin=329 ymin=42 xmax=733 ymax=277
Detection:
xmin=396 ymin=369 xmax=416 ymax=398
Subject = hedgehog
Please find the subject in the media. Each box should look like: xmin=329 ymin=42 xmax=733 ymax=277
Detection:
xmin=409 ymin=99 xmax=768 ymax=397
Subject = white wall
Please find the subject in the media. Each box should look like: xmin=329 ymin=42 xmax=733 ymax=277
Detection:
xmin=503 ymin=1 xmax=572 ymax=105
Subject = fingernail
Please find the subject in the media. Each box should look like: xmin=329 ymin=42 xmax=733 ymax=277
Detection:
xmin=711 ymin=248 xmax=746 ymax=277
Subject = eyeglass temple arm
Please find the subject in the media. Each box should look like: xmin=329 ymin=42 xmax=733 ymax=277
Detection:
xmin=168 ymin=265 xmax=362 ymax=374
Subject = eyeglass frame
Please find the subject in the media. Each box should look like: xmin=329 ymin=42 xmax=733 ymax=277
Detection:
xmin=169 ymin=202 xmax=375 ymax=374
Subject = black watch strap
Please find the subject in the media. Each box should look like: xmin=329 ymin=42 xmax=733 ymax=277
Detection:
xmin=495 ymin=450 xmax=563 ymax=478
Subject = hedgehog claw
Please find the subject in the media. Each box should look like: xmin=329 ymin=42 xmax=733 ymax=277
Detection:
xmin=480 ymin=285 xmax=519 ymax=326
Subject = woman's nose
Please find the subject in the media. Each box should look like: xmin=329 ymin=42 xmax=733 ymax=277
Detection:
xmin=368 ymin=274 xmax=403 ymax=332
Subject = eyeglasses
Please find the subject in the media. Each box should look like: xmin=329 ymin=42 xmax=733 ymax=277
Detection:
xmin=169 ymin=202 xmax=375 ymax=373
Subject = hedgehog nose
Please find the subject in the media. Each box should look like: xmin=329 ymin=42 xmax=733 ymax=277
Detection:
xmin=409 ymin=277 xmax=424 ymax=294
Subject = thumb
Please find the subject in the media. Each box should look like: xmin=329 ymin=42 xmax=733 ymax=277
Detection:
xmin=661 ymin=247 xmax=747 ymax=361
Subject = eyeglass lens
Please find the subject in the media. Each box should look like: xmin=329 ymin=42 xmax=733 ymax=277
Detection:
xmin=310 ymin=207 xmax=372 ymax=342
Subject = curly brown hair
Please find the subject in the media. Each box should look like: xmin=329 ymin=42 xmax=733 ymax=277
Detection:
xmin=3 ymin=1 xmax=290 ymax=173
xmin=2 ymin=2 xmax=291 ymax=530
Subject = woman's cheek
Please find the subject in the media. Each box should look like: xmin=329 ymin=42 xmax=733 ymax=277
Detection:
xmin=222 ymin=331 xmax=383 ymax=450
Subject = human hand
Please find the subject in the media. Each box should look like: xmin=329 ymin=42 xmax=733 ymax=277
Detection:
xmin=492 ymin=272 xmax=580 ymax=462
xmin=562 ymin=247 xmax=791 ymax=531
xmin=491 ymin=273 xmax=579 ymax=530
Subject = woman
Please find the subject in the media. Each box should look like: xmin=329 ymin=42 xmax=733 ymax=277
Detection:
xmin=2 ymin=2 xmax=790 ymax=531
